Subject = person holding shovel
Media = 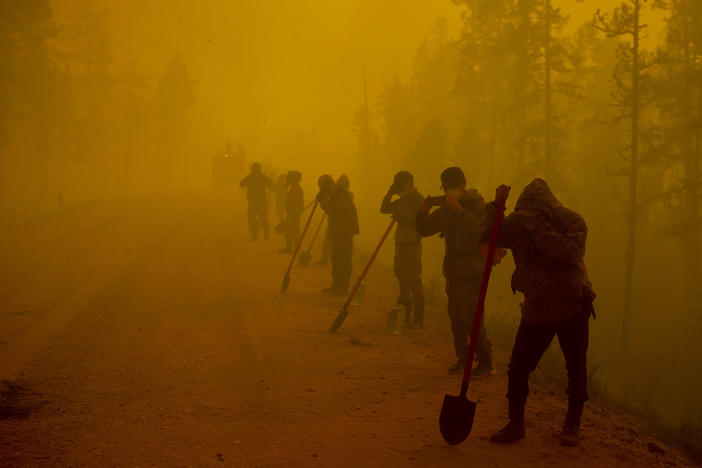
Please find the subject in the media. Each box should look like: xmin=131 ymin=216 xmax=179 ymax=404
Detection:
xmin=317 ymin=174 xmax=359 ymax=296
xmin=279 ymin=170 xmax=303 ymax=254
xmin=381 ymin=171 xmax=426 ymax=327
xmin=486 ymin=179 xmax=595 ymax=447
xmin=416 ymin=167 xmax=494 ymax=376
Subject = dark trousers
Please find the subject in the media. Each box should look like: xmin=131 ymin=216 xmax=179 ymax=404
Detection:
xmin=284 ymin=216 xmax=300 ymax=251
xmin=320 ymin=226 xmax=331 ymax=262
xmin=393 ymin=242 xmax=424 ymax=306
xmin=446 ymin=278 xmax=492 ymax=366
xmin=247 ymin=202 xmax=269 ymax=240
xmin=507 ymin=310 xmax=589 ymax=407
xmin=331 ymin=235 xmax=353 ymax=292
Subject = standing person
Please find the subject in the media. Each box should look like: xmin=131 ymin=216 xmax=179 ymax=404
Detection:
xmin=317 ymin=174 xmax=359 ymax=296
xmin=317 ymin=226 xmax=331 ymax=265
xmin=273 ymin=173 xmax=288 ymax=224
xmin=381 ymin=171 xmax=426 ymax=327
xmin=280 ymin=171 xmax=304 ymax=253
xmin=239 ymin=162 xmax=272 ymax=241
xmin=487 ymin=179 xmax=595 ymax=446
xmin=416 ymin=167 xmax=494 ymax=375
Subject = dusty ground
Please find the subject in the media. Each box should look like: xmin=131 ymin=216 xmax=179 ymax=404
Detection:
xmin=0 ymin=192 xmax=694 ymax=467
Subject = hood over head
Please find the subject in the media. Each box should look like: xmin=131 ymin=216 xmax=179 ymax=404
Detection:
xmin=515 ymin=178 xmax=561 ymax=218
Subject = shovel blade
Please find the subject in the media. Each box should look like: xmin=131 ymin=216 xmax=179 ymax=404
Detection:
xmin=299 ymin=251 xmax=312 ymax=266
xmin=281 ymin=274 xmax=290 ymax=294
xmin=439 ymin=393 xmax=476 ymax=446
xmin=330 ymin=307 xmax=349 ymax=333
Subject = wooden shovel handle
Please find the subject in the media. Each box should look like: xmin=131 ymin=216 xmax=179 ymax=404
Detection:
xmin=341 ymin=219 xmax=396 ymax=312
xmin=305 ymin=213 xmax=327 ymax=254
xmin=461 ymin=192 xmax=509 ymax=394
xmin=284 ymin=201 xmax=318 ymax=278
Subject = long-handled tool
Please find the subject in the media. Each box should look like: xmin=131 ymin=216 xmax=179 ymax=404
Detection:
xmin=281 ymin=201 xmax=318 ymax=293
xmin=330 ymin=219 xmax=396 ymax=333
xmin=439 ymin=189 xmax=510 ymax=445
xmin=299 ymin=213 xmax=326 ymax=266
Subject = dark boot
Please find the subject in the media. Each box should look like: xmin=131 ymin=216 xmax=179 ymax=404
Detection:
xmin=472 ymin=361 xmax=496 ymax=377
xmin=412 ymin=302 xmax=424 ymax=327
xmin=447 ymin=357 xmax=466 ymax=374
xmin=402 ymin=303 xmax=412 ymax=324
xmin=561 ymin=400 xmax=583 ymax=447
xmin=490 ymin=401 xmax=525 ymax=443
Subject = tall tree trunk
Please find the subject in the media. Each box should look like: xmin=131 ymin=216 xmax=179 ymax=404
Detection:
xmin=682 ymin=10 xmax=700 ymax=315
xmin=60 ymin=125 xmax=67 ymax=207
xmin=622 ymin=0 xmax=641 ymax=359
xmin=0 ymin=143 xmax=6 ymax=224
xmin=544 ymin=0 xmax=553 ymax=181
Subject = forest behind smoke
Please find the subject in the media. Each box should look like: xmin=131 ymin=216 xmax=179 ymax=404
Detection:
xmin=1 ymin=0 xmax=700 ymax=458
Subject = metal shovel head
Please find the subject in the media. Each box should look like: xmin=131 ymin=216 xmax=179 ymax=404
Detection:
xmin=330 ymin=307 xmax=349 ymax=333
xmin=281 ymin=274 xmax=290 ymax=294
xmin=439 ymin=393 xmax=476 ymax=446
xmin=299 ymin=251 xmax=312 ymax=266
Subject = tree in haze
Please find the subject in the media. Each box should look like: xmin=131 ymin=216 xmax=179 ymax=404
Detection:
xmin=114 ymin=61 xmax=149 ymax=193
xmin=353 ymin=64 xmax=383 ymax=204
xmin=527 ymin=0 xmax=572 ymax=182
xmin=0 ymin=1 xmax=59 ymax=215
xmin=154 ymin=53 xmax=196 ymax=190
xmin=0 ymin=2 xmax=21 ymax=218
xmin=379 ymin=77 xmax=414 ymax=179
xmin=405 ymin=117 xmax=451 ymax=189
xmin=653 ymin=0 xmax=702 ymax=317
xmin=594 ymin=0 xmax=651 ymax=359
xmin=453 ymin=0 xmax=515 ymax=190
xmin=60 ymin=0 xmax=114 ymax=199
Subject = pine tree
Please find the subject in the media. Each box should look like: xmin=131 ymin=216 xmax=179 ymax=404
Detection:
xmin=594 ymin=0 xmax=651 ymax=358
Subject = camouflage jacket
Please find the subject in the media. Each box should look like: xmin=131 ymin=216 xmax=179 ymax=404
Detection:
xmin=380 ymin=189 xmax=424 ymax=244
xmin=416 ymin=189 xmax=486 ymax=281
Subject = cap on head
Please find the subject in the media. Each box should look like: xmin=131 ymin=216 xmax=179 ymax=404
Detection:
xmin=440 ymin=167 xmax=466 ymax=190
xmin=394 ymin=171 xmax=414 ymax=187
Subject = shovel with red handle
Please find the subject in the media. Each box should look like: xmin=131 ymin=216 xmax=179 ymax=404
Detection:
xmin=281 ymin=201 xmax=318 ymax=293
xmin=299 ymin=213 xmax=326 ymax=267
xmin=330 ymin=219 xmax=396 ymax=333
xmin=439 ymin=187 xmax=510 ymax=445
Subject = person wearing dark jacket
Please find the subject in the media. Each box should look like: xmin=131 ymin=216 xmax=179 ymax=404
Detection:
xmin=381 ymin=171 xmax=425 ymax=327
xmin=416 ymin=167 xmax=494 ymax=375
xmin=273 ymin=173 xmax=288 ymax=224
xmin=486 ymin=179 xmax=595 ymax=447
xmin=239 ymin=162 xmax=272 ymax=241
xmin=317 ymin=174 xmax=359 ymax=296
xmin=280 ymin=171 xmax=304 ymax=253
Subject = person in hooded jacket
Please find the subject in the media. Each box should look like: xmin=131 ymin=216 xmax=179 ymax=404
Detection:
xmin=486 ymin=179 xmax=595 ymax=447
xmin=416 ymin=167 xmax=494 ymax=375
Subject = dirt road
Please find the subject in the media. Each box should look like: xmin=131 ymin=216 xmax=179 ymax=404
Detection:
xmin=0 ymin=192 xmax=692 ymax=466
